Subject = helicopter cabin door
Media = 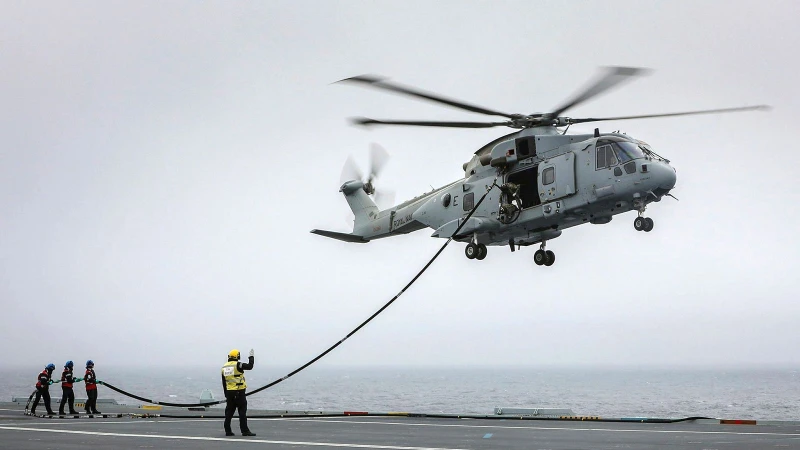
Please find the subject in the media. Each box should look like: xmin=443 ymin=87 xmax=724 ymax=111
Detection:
xmin=538 ymin=151 xmax=576 ymax=202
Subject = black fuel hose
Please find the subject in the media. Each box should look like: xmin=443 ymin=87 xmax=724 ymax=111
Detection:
xmin=151 ymin=412 xmax=716 ymax=423
xmin=100 ymin=181 xmax=499 ymax=408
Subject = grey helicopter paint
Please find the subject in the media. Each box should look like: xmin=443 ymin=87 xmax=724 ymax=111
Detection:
xmin=311 ymin=67 xmax=767 ymax=265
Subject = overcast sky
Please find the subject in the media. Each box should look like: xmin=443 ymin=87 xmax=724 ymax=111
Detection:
xmin=1 ymin=0 xmax=798 ymax=371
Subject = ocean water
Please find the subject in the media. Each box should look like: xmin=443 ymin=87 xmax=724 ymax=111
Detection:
xmin=4 ymin=365 xmax=799 ymax=420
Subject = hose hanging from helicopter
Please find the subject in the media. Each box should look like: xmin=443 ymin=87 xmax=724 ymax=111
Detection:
xmin=93 ymin=178 xmax=500 ymax=408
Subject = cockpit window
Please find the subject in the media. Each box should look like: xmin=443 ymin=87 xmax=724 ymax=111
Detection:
xmin=616 ymin=141 xmax=646 ymax=160
xmin=596 ymin=145 xmax=608 ymax=169
xmin=606 ymin=147 xmax=619 ymax=166
xmin=613 ymin=143 xmax=631 ymax=163
xmin=595 ymin=144 xmax=618 ymax=169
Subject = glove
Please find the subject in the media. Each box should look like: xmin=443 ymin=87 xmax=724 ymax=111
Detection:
xmin=48 ymin=380 xmax=53 ymax=385
xmin=96 ymin=380 xmax=102 ymax=384
xmin=249 ymin=349 xmax=254 ymax=358
xmin=74 ymin=377 xmax=83 ymax=382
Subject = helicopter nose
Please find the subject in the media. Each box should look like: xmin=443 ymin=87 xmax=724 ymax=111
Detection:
xmin=652 ymin=162 xmax=676 ymax=190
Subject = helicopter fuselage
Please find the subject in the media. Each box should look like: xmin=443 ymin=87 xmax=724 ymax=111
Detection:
xmin=330 ymin=126 xmax=676 ymax=254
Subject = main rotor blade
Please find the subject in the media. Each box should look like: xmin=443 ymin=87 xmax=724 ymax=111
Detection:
xmin=567 ymin=105 xmax=771 ymax=124
xmin=548 ymin=66 xmax=650 ymax=119
xmin=338 ymin=75 xmax=518 ymax=119
xmin=352 ymin=117 xmax=512 ymax=128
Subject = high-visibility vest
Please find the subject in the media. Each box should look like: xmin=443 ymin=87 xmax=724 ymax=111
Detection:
xmin=222 ymin=361 xmax=246 ymax=391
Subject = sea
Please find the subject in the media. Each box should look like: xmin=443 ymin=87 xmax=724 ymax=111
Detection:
xmin=4 ymin=365 xmax=799 ymax=420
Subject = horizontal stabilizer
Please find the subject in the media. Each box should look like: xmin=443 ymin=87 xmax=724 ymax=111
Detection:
xmin=310 ymin=229 xmax=370 ymax=243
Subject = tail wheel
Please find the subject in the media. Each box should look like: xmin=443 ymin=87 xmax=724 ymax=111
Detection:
xmin=465 ymin=243 xmax=478 ymax=259
xmin=476 ymin=244 xmax=487 ymax=260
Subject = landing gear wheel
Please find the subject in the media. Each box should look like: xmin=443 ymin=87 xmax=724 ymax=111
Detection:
xmin=634 ymin=216 xmax=646 ymax=231
xmin=534 ymin=249 xmax=547 ymax=266
xmin=465 ymin=243 xmax=478 ymax=259
xmin=643 ymin=217 xmax=654 ymax=232
xmin=544 ymin=250 xmax=556 ymax=266
xmin=476 ymin=244 xmax=487 ymax=260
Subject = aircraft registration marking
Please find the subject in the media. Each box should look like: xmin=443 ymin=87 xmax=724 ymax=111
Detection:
xmin=393 ymin=214 xmax=413 ymax=229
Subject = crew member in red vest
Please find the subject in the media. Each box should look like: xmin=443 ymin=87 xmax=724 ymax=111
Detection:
xmin=59 ymin=360 xmax=80 ymax=415
xmin=83 ymin=360 xmax=101 ymax=414
xmin=31 ymin=363 xmax=56 ymax=415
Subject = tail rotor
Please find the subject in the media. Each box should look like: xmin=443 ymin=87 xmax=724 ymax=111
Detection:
xmin=340 ymin=143 xmax=396 ymax=210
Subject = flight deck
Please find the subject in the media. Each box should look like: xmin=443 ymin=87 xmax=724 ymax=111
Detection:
xmin=1 ymin=401 xmax=799 ymax=449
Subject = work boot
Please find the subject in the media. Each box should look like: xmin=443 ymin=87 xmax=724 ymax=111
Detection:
xmin=92 ymin=410 xmax=101 ymax=414
xmin=29 ymin=409 xmax=36 ymax=415
xmin=69 ymin=410 xmax=79 ymax=414
xmin=225 ymin=430 xmax=235 ymax=437
xmin=242 ymin=431 xmax=256 ymax=437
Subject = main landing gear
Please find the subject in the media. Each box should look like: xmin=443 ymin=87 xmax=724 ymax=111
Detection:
xmin=633 ymin=215 xmax=654 ymax=232
xmin=533 ymin=242 xmax=555 ymax=267
xmin=465 ymin=242 xmax=487 ymax=260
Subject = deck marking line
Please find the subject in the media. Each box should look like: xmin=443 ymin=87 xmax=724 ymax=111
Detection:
xmin=1 ymin=420 xmax=151 ymax=426
xmin=289 ymin=418 xmax=800 ymax=437
xmin=0 ymin=425 xmax=472 ymax=450
xmin=482 ymin=433 xmax=492 ymax=439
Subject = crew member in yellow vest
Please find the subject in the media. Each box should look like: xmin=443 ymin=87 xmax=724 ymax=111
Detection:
xmin=221 ymin=348 xmax=255 ymax=437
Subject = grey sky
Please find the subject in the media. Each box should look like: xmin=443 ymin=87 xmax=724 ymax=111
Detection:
xmin=1 ymin=0 xmax=798 ymax=370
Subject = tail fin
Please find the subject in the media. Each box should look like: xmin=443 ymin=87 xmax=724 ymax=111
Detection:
xmin=341 ymin=180 xmax=379 ymax=230
xmin=309 ymin=180 xmax=378 ymax=244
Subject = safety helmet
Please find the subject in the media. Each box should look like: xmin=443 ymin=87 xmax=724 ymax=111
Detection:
xmin=46 ymin=363 xmax=55 ymax=371
xmin=228 ymin=349 xmax=240 ymax=361
xmin=86 ymin=360 xmax=94 ymax=368
xmin=65 ymin=360 xmax=74 ymax=368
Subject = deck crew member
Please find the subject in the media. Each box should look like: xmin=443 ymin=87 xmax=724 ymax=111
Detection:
xmin=31 ymin=363 xmax=56 ymax=415
xmin=83 ymin=360 xmax=101 ymax=414
xmin=59 ymin=360 xmax=80 ymax=415
xmin=221 ymin=348 xmax=256 ymax=437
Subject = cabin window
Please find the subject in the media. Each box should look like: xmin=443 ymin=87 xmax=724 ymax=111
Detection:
xmin=542 ymin=167 xmax=555 ymax=185
xmin=463 ymin=192 xmax=474 ymax=212
xmin=442 ymin=193 xmax=451 ymax=208
xmin=614 ymin=167 xmax=623 ymax=176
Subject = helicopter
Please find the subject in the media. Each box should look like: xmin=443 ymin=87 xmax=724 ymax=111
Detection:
xmin=311 ymin=67 xmax=768 ymax=266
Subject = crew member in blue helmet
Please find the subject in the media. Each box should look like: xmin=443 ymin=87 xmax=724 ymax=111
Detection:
xmin=59 ymin=360 xmax=81 ymax=415
xmin=221 ymin=348 xmax=256 ymax=437
xmin=31 ymin=363 xmax=56 ymax=415
xmin=83 ymin=360 xmax=101 ymax=414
